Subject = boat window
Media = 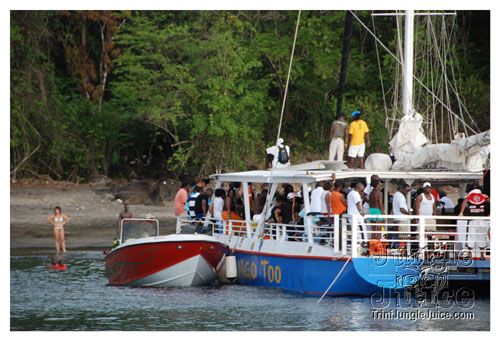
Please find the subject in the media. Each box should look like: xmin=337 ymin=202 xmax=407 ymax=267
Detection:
xmin=121 ymin=219 xmax=159 ymax=243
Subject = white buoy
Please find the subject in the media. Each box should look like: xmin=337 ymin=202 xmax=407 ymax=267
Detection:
xmin=225 ymin=255 xmax=237 ymax=279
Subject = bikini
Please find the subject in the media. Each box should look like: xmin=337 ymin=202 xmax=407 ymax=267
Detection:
xmin=54 ymin=216 xmax=64 ymax=230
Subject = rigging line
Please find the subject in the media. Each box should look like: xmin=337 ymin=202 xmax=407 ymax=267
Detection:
xmin=276 ymin=10 xmax=301 ymax=147
xmin=349 ymin=11 xmax=479 ymax=135
xmin=429 ymin=14 xmax=477 ymax=134
xmin=259 ymin=11 xmax=302 ymax=241
xmin=430 ymin=15 xmax=455 ymax=137
xmin=371 ymin=11 xmax=389 ymax=126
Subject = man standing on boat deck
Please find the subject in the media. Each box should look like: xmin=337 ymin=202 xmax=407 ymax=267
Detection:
xmin=362 ymin=174 xmax=381 ymax=213
xmin=414 ymin=182 xmax=437 ymax=231
xmin=459 ymin=183 xmax=490 ymax=259
xmin=265 ymin=138 xmax=290 ymax=169
xmin=347 ymin=183 xmax=368 ymax=252
xmin=187 ymin=186 xmax=202 ymax=220
xmin=368 ymin=179 xmax=384 ymax=239
xmin=194 ymin=188 xmax=213 ymax=221
xmin=310 ymin=182 xmax=324 ymax=216
xmin=329 ymin=113 xmax=349 ymax=161
xmin=347 ymin=111 xmax=370 ymax=169
xmin=391 ymin=184 xmax=411 ymax=249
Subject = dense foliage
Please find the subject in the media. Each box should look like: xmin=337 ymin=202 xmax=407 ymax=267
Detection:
xmin=10 ymin=10 xmax=490 ymax=181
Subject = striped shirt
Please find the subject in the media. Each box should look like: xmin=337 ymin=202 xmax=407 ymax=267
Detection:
xmin=188 ymin=192 xmax=200 ymax=219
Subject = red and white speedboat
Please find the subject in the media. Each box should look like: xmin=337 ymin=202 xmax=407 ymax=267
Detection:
xmin=105 ymin=218 xmax=230 ymax=287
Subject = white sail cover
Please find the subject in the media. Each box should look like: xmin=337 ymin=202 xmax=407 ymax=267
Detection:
xmin=389 ymin=112 xmax=428 ymax=157
xmin=391 ymin=128 xmax=490 ymax=172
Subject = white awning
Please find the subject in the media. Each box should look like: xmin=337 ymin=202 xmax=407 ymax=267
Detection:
xmin=210 ymin=167 xmax=483 ymax=184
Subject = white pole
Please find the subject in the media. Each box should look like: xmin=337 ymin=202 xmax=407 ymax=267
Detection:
xmin=242 ymin=181 xmax=253 ymax=238
xmin=384 ymin=179 xmax=389 ymax=216
xmin=302 ymin=183 xmax=313 ymax=244
xmin=402 ymin=10 xmax=415 ymax=116
xmin=418 ymin=217 xmax=426 ymax=258
xmin=352 ymin=215 xmax=358 ymax=257
xmin=334 ymin=215 xmax=340 ymax=253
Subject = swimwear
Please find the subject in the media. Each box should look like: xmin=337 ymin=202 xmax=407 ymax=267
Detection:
xmin=367 ymin=208 xmax=384 ymax=221
xmin=53 ymin=216 xmax=64 ymax=229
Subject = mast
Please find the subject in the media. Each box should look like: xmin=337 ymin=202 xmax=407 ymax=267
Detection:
xmin=336 ymin=11 xmax=353 ymax=118
xmin=402 ymin=10 xmax=415 ymax=117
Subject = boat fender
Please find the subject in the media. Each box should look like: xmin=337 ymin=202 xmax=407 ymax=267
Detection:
xmin=225 ymin=255 xmax=237 ymax=279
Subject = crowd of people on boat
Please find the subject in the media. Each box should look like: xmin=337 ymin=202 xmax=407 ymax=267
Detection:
xmin=174 ymin=171 xmax=490 ymax=256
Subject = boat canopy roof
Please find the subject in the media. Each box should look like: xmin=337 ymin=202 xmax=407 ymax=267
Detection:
xmin=210 ymin=168 xmax=483 ymax=185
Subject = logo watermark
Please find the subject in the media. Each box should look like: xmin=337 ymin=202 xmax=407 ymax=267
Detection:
xmin=368 ymin=246 xmax=479 ymax=320
xmin=371 ymin=309 xmax=475 ymax=322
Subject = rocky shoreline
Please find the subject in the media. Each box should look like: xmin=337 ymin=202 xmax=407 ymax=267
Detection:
xmin=10 ymin=179 xmax=180 ymax=249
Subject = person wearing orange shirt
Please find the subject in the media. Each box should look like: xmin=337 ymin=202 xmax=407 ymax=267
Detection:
xmin=347 ymin=111 xmax=370 ymax=169
xmin=330 ymin=182 xmax=347 ymax=215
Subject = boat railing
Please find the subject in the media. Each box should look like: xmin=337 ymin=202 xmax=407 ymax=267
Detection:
xmin=343 ymin=214 xmax=490 ymax=260
xmin=175 ymin=214 xmax=490 ymax=260
xmin=176 ymin=216 xmax=256 ymax=237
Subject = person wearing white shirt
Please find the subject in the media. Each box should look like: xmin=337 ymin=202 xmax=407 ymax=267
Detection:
xmin=438 ymin=191 xmax=455 ymax=214
xmin=310 ymin=183 xmax=324 ymax=214
xmin=209 ymin=188 xmax=226 ymax=233
xmin=390 ymin=184 xmax=411 ymax=249
xmin=265 ymin=138 xmax=290 ymax=169
xmin=415 ymin=182 xmax=437 ymax=231
xmin=347 ymin=183 xmax=367 ymax=249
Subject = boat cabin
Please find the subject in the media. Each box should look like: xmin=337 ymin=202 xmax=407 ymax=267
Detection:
xmin=176 ymin=164 xmax=490 ymax=264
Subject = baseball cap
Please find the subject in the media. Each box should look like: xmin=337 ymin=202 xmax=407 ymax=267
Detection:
xmin=351 ymin=110 xmax=360 ymax=117
xmin=423 ymin=182 xmax=431 ymax=188
xmin=287 ymin=192 xmax=295 ymax=200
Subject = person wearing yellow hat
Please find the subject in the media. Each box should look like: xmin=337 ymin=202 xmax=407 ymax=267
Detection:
xmin=347 ymin=111 xmax=370 ymax=169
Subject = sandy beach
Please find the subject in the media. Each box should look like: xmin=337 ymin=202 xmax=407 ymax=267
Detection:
xmin=10 ymin=180 xmax=178 ymax=249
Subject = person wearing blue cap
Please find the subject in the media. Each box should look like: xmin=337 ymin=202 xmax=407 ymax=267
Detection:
xmin=347 ymin=110 xmax=370 ymax=169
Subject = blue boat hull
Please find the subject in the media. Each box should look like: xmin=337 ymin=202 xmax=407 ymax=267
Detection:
xmin=233 ymin=250 xmax=421 ymax=296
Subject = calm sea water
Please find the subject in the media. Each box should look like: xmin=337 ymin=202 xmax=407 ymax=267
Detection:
xmin=10 ymin=249 xmax=490 ymax=331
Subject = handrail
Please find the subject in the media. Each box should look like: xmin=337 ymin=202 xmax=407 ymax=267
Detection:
xmin=175 ymin=214 xmax=490 ymax=259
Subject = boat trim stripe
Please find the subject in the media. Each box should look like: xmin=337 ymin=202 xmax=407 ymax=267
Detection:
xmin=107 ymin=239 xmax=228 ymax=256
xmin=233 ymin=248 xmax=351 ymax=261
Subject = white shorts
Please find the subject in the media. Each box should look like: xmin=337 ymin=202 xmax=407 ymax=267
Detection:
xmin=348 ymin=143 xmax=365 ymax=158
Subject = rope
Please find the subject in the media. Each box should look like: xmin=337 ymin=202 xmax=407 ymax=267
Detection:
xmin=350 ymin=11 xmax=479 ymax=135
xmin=317 ymin=256 xmax=351 ymax=304
xmin=276 ymin=10 xmax=301 ymax=147
xmin=259 ymin=11 xmax=302 ymax=240
xmin=371 ymin=11 xmax=389 ymax=127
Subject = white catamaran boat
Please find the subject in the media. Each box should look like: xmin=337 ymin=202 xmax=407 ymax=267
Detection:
xmin=175 ymin=165 xmax=489 ymax=296
xmin=173 ymin=10 xmax=490 ymax=297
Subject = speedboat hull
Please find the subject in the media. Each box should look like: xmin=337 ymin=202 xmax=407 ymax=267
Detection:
xmin=105 ymin=234 xmax=230 ymax=287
